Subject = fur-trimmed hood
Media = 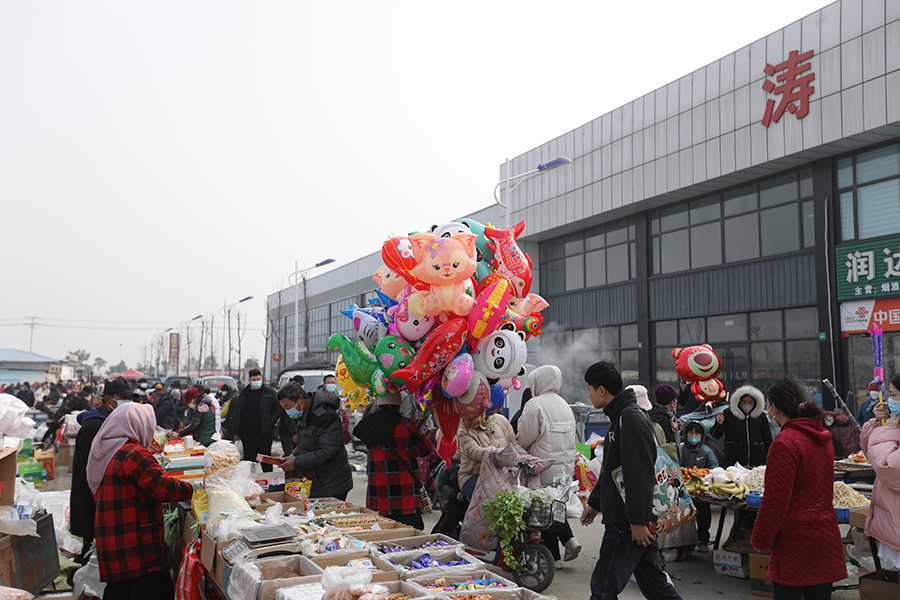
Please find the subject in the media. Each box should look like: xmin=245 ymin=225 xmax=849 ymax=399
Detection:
xmin=729 ymin=385 xmax=765 ymax=420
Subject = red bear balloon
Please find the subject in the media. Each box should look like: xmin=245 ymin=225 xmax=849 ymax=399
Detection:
xmin=672 ymin=344 xmax=727 ymax=403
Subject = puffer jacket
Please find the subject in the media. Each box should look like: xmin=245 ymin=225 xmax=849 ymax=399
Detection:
xmin=750 ymin=418 xmax=846 ymax=586
xmin=457 ymin=414 xmax=525 ymax=490
xmin=290 ymin=392 xmax=353 ymax=499
xmin=861 ymin=420 xmax=900 ymax=551
xmin=517 ymin=365 xmax=576 ymax=486
xmin=711 ymin=385 xmax=772 ymax=467
xmin=680 ymin=426 xmax=719 ymax=469
xmin=177 ymin=394 xmax=216 ymax=446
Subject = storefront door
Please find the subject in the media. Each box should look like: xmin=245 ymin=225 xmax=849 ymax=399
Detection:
xmin=718 ymin=345 xmax=749 ymax=396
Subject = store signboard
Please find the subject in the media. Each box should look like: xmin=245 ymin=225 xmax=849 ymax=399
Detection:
xmin=835 ymin=237 xmax=900 ymax=301
xmin=840 ymin=297 xmax=900 ymax=335
xmin=168 ymin=332 xmax=180 ymax=365
xmin=761 ymin=49 xmax=815 ymax=128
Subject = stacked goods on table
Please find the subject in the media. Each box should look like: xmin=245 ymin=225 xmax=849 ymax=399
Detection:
xmin=682 ymin=466 xmax=750 ymax=500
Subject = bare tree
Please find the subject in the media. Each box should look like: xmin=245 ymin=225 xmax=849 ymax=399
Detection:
xmin=236 ymin=310 xmax=247 ymax=382
xmin=198 ymin=317 xmax=207 ymax=378
xmin=264 ymin=287 xmax=284 ymax=380
xmin=226 ymin=306 xmax=234 ymax=375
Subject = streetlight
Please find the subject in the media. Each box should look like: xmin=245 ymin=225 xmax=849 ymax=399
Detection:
xmin=221 ymin=297 xmax=253 ymax=376
xmin=493 ymin=157 xmax=573 ymax=228
xmin=289 ymin=258 xmax=335 ymax=360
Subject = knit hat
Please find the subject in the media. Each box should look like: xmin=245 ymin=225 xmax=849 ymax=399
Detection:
xmin=655 ymin=383 xmax=678 ymax=406
xmin=184 ymin=388 xmax=201 ymax=404
xmin=628 ymin=385 xmax=652 ymax=411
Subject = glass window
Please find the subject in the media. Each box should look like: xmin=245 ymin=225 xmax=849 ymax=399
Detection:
xmin=600 ymin=326 xmax=618 ymax=351
xmin=724 ymin=184 xmax=758 ymax=216
xmin=655 ymin=348 xmax=679 ymax=384
xmin=760 ymin=172 xmax=798 ymax=207
xmin=857 ymin=180 xmax=900 ymax=239
xmin=750 ymin=311 xmax=782 ymax=339
xmin=802 ymin=200 xmax=815 ymax=248
xmin=785 ymin=307 xmax=818 ymax=338
xmin=651 ymin=237 xmax=660 ymax=275
xmin=586 ymin=231 xmax=605 ymax=251
xmin=751 ymin=342 xmax=785 ymax=383
xmin=856 ymin=144 xmax=900 ymax=184
xmin=660 ymin=230 xmax=690 ymax=273
xmin=724 ymin=214 xmax=760 ymax=262
xmin=690 ymin=196 xmax=721 ymax=224
xmin=837 ymin=157 xmax=853 ymax=188
xmin=655 ymin=320 xmax=678 ymax=346
xmin=544 ymin=240 xmax=565 ymax=261
xmin=786 ymin=340 xmax=821 ymax=387
xmin=586 ymin=249 xmax=606 ymax=287
xmin=565 ymin=255 xmax=584 ymax=291
xmin=607 ymin=223 xmax=629 ymax=245
xmin=839 ymin=192 xmax=855 ymax=241
xmin=660 ymin=204 xmax=689 ymax=231
xmin=620 ymin=350 xmax=639 ymax=383
xmin=651 ymin=216 xmax=660 ymax=235
xmin=630 ymin=243 xmax=636 ymax=278
xmin=760 ymin=204 xmax=800 ymax=256
xmin=545 ymin=259 xmax=565 ymax=294
xmin=565 ymin=236 xmax=584 ymax=255
xmin=607 ymin=244 xmax=630 ymax=283
xmin=679 ymin=318 xmax=705 ymax=345
xmin=620 ymin=324 xmax=638 ymax=348
xmin=707 ymin=314 xmax=747 ymax=342
xmin=691 ymin=222 xmax=723 ymax=268
xmin=800 ymin=168 xmax=813 ymax=197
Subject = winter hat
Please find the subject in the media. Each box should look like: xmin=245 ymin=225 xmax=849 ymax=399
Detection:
xmin=184 ymin=388 xmax=201 ymax=404
xmin=628 ymin=385 xmax=652 ymax=411
xmin=655 ymin=383 xmax=678 ymax=406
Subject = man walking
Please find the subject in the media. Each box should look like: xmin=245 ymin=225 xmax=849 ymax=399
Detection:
xmin=223 ymin=368 xmax=279 ymax=472
xmin=581 ymin=361 xmax=682 ymax=600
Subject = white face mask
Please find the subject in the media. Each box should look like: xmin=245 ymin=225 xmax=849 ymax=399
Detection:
xmin=869 ymin=390 xmax=880 ymax=401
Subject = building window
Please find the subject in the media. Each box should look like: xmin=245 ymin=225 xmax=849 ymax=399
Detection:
xmin=650 ymin=168 xmax=813 ymax=275
xmin=540 ymin=217 xmax=636 ymax=295
xmin=837 ymin=142 xmax=900 ymax=242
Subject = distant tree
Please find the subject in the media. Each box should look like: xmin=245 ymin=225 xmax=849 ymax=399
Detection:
xmin=244 ymin=357 xmax=260 ymax=369
xmin=203 ymin=355 xmax=218 ymax=370
xmin=108 ymin=360 xmax=127 ymax=375
xmin=93 ymin=357 xmax=107 ymax=372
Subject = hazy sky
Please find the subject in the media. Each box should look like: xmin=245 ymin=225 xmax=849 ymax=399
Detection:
xmin=0 ymin=0 xmax=832 ymax=374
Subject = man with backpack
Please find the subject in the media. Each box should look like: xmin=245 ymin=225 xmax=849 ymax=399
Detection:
xmin=581 ymin=360 xmax=682 ymax=600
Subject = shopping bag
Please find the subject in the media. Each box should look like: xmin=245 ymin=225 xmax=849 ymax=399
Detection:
xmin=176 ymin=539 xmax=204 ymax=600
xmin=612 ymin=443 xmax=695 ymax=535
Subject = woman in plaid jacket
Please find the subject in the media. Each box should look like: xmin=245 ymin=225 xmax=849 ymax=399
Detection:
xmin=87 ymin=402 xmax=193 ymax=600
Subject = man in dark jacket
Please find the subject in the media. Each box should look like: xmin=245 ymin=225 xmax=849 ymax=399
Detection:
xmin=276 ymin=381 xmax=352 ymax=499
xmin=711 ymin=385 xmax=772 ymax=467
xmin=581 ymin=361 xmax=682 ymax=600
xmin=17 ymin=382 xmax=35 ymax=408
xmin=431 ymin=458 xmax=466 ymax=539
xmin=69 ymin=377 xmax=135 ymax=563
xmin=154 ymin=388 xmax=178 ymax=431
xmin=223 ymin=368 xmax=279 ymax=472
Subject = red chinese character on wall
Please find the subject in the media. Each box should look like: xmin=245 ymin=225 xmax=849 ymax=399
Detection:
xmin=761 ymin=49 xmax=815 ymax=127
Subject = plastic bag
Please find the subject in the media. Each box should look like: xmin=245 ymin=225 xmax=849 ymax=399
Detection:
xmin=0 ymin=586 xmax=33 ymax=600
xmin=62 ymin=413 xmax=81 ymax=438
xmin=0 ymin=394 xmax=29 ymax=435
xmin=73 ymin=554 xmax=106 ymax=599
xmin=274 ymin=583 xmax=325 ymax=600
xmin=39 ymin=491 xmax=81 ymax=554
xmin=32 ymin=423 xmax=48 ymax=443
xmin=321 ymin=566 xmax=372 ymax=600
xmin=205 ymin=440 xmax=241 ymax=477
xmin=208 ymin=511 xmax=263 ymax=542
xmin=13 ymin=480 xmax=42 ymax=520
xmin=229 ymin=555 xmax=321 ymax=600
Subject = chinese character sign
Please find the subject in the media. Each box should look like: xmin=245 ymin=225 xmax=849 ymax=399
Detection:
xmin=836 ymin=237 xmax=900 ymax=301
xmin=761 ymin=49 xmax=815 ymax=127
xmin=168 ymin=332 xmax=180 ymax=365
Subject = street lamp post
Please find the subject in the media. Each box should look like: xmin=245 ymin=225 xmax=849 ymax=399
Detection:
xmin=290 ymin=258 xmax=335 ymax=360
xmin=220 ymin=297 xmax=253 ymax=376
xmin=493 ymin=157 xmax=572 ymax=228
xmin=175 ymin=314 xmax=203 ymax=378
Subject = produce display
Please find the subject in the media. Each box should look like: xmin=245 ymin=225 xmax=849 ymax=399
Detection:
xmin=419 ymin=577 xmax=508 ymax=592
xmin=847 ymin=451 xmax=869 ymax=464
xmin=378 ymin=540 xmax=452 ymax=554
xmin=684 ymin=467 xmax=750 ymax=500
xmin=833 ymin=481 xmax=871 ymax=508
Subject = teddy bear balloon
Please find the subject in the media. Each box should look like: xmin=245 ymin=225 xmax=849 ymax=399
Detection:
xmin=671 ymin=344 xmax=727 ymax=404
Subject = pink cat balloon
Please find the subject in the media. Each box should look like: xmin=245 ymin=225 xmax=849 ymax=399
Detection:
xmin=407 ymin=232 xmax=478 ymax=319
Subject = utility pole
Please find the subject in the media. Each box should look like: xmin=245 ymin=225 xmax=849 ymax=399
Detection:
xmin=27 ymin=317 xmax=37 ymax=352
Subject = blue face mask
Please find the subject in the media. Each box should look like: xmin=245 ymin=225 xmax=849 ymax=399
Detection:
xmin=250 ymin=380 xmax=262 ymax=390
xmin=888 ymin=399 xmax=900 ymax=416
xmin=687 ymin=436 xmax=701 ymax=446
xmin=324 ymin=383 xmax=337 ymax=394
xmin=286 ymin=407 xmax=302 ymax=419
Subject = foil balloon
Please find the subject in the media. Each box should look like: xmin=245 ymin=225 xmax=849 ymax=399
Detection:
xmin=484 ymin=221 xmax=533 ymax=299
xmin=471 ymin=323 xmax=528 ymax=386
xmin=441 ymin=353 xmax=475 ymax=398
xmin=335 ymin=354 xmax=368 ymax=411
xmin=340 ymin=304 xmax=387 ymax=350
xmin=487 ymin=382 xmax=505 ymax=415
xmin=454 ymin=371 xmax=491 ymax=422
xmin=391 ymin=318 xmax=468 ymax=394
xmin=407 ymin=232 xmax=479 ymax=319
xmin=373 ymin=265 xmax=408 ymax=300
xmin=387 ymin=285 xmax=436 ymax=344
xmin=672 ymin=344 xmax=727 ymax=403
xmin=456 ymin=218 xmax=495 ymax=283
xmin=370 ymin=336 xmax=416 ymax=397
xmin=468 ymin=278 xmax=510 ymax=346
xmin=327 ymin=333 xmax=377 ymax=388
xmin=432 ymin=389 xmax=460 ymax=464
xmin=382 ymin=236 xmax=426 ymax=289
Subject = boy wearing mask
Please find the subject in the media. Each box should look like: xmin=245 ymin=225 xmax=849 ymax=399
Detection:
xmin=680 ymin=422 xmax=718 ymax=552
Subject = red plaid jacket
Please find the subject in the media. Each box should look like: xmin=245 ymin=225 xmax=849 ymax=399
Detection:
xmin=366 ymin=417 xmax=432 ymax=515
xmin=95 ymin=441 xmax=193 ymax=582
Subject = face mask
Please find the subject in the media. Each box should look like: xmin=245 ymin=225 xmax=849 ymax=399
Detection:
xmin=117 ymin=399 xmax=132 ymax=408
xmin=140 ymin=383 xmax=148 ymax=389
xmin=869 ymin=391 xmax=881 ymax=401
xmin=325 ymin=383 xmax=337 ymax=394
xmin=286 ymin=407 xmax=302 ymax=419
xmin=888 ymin=399 xmax=900 ymax=416
xmin=250 ymin=380 xmax=262 ymax=390
xmin=739 ymin=404 xmax=754 ymax=415
xmin=687 ymin=436 xmax=701 ymax=446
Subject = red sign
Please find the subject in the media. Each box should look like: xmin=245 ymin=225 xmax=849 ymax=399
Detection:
xmin=168 ymin=332 xmax=180 ymax=365
xmin=840 ymin=297 xmax=900 ymax=335
xmin=761 ymin=49 xmax=815 ymax=127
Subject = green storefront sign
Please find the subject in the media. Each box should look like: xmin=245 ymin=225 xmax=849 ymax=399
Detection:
xmin=836 ymin=236 xmax=900 ymax=301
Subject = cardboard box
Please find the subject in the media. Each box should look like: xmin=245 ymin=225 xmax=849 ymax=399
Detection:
xmin=252 ymin=471 xmax=286 ymax=492
xmin=0 ymin=511 xmax=61 ymax=594
xmin=749 ymin=553 xmax=772 ymax=597
xmin=56 ymin=444 xmax=71 ymax=475
xmin=370 ymin=533 xmax=463 ymax=557
xmin=713 ymin=549 xmax=749 ymax=578
xmin=200 ymin=529 xmax=232 ymax=590
xmin=351 ymin=527 xmax=418 ymax=542
xmin=183 ymin=512 xmax=198 ymax=547
xmin=228 ymin=554 xmax=323 ymax=600
xmin=255 ymin=491 xmax=305 ymax=513
xmin=34 ymin=448 xmax=55 ymax=480
xmin=309 ymin=551 xmax=399 ymax=583
xmin=850 ymin=507 xmax=869 ymax=530
xmin=860 ymin=570 xmax=899 ymax=600
xmin=0 ymin=448 xmax=16 ymax=510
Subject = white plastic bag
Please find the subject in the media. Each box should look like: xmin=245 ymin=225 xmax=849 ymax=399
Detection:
xmin=13 ymin=480 xmax=42 ymax=520
xmin=0 ymin=394 xmax=28 ymax=435
xmin=205 ymin=440 xmax=241 ymax=476
xmin=73 ymin=554 xmax=106 ymax=599
xmin=39 ymin=491 xmax=82 ymax=554
xmin=321 ymin=566 xmax=372 ymax=600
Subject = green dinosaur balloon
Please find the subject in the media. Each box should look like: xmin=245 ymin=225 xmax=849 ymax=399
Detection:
xmin=328 ymin=332 xmax=416 ymax=397
xmin=328 ymin=333 xmax=377 ymax=387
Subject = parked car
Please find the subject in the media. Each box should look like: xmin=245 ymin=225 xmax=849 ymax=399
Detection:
xmin=277 ymin=357 xmax=335 ymax=393
xmin=165 ymin=376 xmax=194 ymax=389
xmin=196 ymin=375 xmax=240 ymax=394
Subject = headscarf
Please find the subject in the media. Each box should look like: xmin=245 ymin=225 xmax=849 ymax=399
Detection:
xmin=87 ymin=403 xmax=156 ymax=495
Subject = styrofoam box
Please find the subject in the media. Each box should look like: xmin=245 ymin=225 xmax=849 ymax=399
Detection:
xmin=408 ymin=569 xmax=519 ymax=595
xmin=383 ymin=548 xmax=485 ymax=580
xmin=370 ymin=533 xmax=464 ymax=558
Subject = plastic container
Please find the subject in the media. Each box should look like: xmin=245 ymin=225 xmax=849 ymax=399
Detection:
xmin=745 ymin=492 xmax=762 ymax=509
xmin=835 ymin=505 xmax=869 ymax=523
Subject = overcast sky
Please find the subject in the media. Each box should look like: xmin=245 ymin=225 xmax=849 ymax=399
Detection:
xmin=0 ymin=0 xmax=832 ymax=375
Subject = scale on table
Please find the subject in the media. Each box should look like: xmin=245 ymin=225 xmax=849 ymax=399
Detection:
xmin=221 ymin=524 xmax=304 ymax=565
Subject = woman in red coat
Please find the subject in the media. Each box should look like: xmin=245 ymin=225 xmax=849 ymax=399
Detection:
xmin=750 ymin=377 xmax=846 ymax=600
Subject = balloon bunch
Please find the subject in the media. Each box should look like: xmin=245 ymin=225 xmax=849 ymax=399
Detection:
xmin=328 ymin=219 xmax=550 ymax=462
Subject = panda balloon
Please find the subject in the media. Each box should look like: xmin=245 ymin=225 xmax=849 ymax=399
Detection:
xmin=471 ymin=322 xmax=528 ymax=389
